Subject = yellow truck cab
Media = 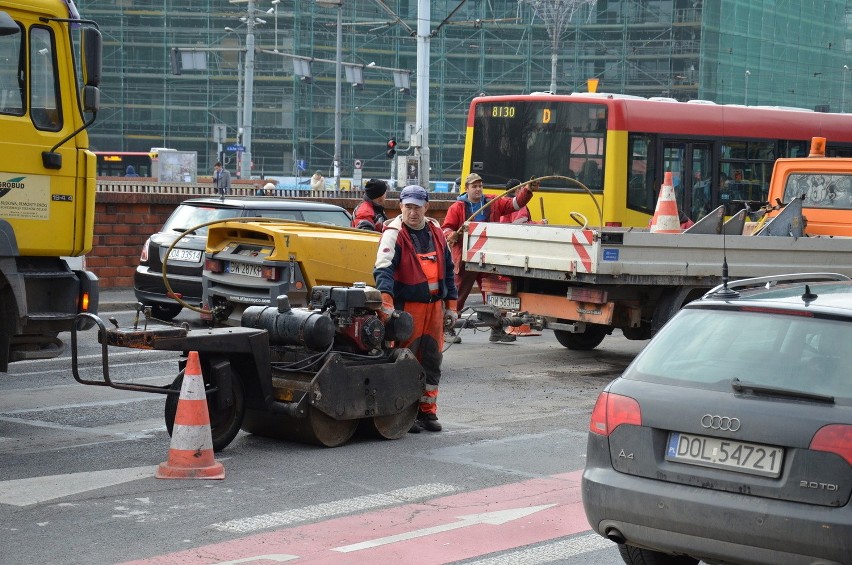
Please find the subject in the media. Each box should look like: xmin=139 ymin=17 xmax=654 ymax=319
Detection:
xmin=0 ymin=0 xmax=102 ymax=370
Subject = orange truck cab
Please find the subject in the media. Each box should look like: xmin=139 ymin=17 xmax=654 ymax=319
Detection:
xmin=765 ymin=137 xmax=852 ymax=237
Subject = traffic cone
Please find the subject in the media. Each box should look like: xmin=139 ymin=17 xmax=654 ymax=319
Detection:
xmin=156 ymin=351 xmax=225 ymax=480
xmin=649 ymin=171 xmax=683 ymax=233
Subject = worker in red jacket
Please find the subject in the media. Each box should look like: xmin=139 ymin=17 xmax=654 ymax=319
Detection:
xmin=374 ymin=185 xmax=458 ymax=433
xmin=352 ymin=178 xmax=388 ymax=231
xmin=441 ymin=173 xmax=535 ymax=343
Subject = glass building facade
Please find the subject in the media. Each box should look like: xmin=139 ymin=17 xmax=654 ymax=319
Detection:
xmin=80 ymin=0 xmax=851 ymax=182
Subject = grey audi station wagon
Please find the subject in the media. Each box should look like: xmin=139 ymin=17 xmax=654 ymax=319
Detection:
xmin=582 ymin=273 xmax=852 ymax=565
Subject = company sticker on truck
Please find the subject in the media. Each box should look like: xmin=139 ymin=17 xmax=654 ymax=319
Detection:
xmin=0 ymin=173 xmax=51 ymax=220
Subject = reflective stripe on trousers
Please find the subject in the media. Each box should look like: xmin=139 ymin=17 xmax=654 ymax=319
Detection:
xmin=399 ymin=300 xmax=444 ymax=415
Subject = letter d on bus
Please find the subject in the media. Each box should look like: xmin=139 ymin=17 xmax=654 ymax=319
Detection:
xmin=541 ymin=109 xmax=551 ymax=124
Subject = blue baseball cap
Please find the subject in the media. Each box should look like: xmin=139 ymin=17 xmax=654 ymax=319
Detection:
xmin=400 ymin=185 xmax=429 ymax=206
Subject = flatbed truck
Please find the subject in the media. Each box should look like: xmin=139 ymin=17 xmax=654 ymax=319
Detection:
xmin=463 ymin=140 xmax=852 ymax=350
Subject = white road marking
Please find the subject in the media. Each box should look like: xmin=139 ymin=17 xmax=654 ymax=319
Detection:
xmin=332 ymin=504 xmax=556 ymax=553
xmin=0 ymin=465 xmax=157 ymax=506
xmin=8 ymin=354 xmax=177 ymax=376
xmin=214 ymin=555 xmax=300 ymax=564
xmin=209 ymin=483 xmax=458 ymax=534
xmin=462 ymin=533 xmax=614 ymax=564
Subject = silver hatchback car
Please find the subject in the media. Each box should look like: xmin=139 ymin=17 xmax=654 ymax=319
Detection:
xmin=582 ymin=273 xmax=852 ymax=565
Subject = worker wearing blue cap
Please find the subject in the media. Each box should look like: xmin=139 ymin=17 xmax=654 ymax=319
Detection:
xmin=374 ymin=185 xmax=458 ymax=433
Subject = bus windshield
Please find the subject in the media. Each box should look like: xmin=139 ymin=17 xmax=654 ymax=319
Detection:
xmin=470 ymin=101 xmax=607 ymax=192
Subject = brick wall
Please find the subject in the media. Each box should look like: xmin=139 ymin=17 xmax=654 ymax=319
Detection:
xmin=90 ymin=188 xmax=455 ymax=289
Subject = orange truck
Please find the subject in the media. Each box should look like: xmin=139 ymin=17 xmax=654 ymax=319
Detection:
xmin=764 ymin=136 xmax=852 ymax=237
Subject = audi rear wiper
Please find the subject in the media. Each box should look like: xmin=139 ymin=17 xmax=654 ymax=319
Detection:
xmin=730 ymin=378 xmax=834 ymax=404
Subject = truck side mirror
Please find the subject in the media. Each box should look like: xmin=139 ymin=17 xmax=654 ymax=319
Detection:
xmin=0 ymin=11 xmax=18 ymax=36
xmin=81 ymin=27 xmax=102 ymax=87
xmin=81 ymin=84 xmax=99 ymax=113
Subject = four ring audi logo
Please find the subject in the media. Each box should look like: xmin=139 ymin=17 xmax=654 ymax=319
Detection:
xmin=701 ymin=414 xmax=741 ymax=431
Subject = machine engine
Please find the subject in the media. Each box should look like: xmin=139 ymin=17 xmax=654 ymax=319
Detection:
xmin=241 ymin=284 xmax=413 ymax=353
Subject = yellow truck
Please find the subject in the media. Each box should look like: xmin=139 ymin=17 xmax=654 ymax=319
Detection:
xmin=201 ymin=220 xmax=381 ymax=323
xmin=0 ymin=0 xmax=102 ymax=370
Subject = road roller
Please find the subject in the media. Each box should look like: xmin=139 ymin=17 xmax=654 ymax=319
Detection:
xmin=71 ymin=284 xmax=424 ymax=450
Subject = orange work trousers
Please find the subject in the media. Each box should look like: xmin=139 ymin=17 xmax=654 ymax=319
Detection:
xmin=399 ymin=300 xmax=444 ymax=415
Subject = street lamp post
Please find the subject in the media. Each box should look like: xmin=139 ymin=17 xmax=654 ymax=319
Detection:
xmin=224 ymin=27 xmax=244 ymax=151
xmin=744 ymin=69 xmax=750 ymax=105
xmin=268 ymin=0 xmax=280 ymax=52
xmin=317 ymin=0 xmax=343 ymax=191
xmin=843 ymin=65 xmax=849 ymax=113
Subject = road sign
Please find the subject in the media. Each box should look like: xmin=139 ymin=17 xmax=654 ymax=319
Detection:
xmin=213 ymin=124 xmax=227 ymax=143
xmin=226 ymin=144 xmax=245 ymax=152
xmin=354 ymin=159 xmax=363 ymax=169
xmin=297 ymin=159 xmax=307 ymax=172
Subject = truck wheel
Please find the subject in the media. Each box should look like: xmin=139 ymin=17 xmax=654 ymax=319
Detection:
xmin=554 ymin=325 xmax=607 ymax=350
xmin=164 ymin=370 xmax=244 ymax=452
xmin=151 ymin=302 xmax=182 ymax=321
xmin=617 ymin=543 xmax=698 ymax=565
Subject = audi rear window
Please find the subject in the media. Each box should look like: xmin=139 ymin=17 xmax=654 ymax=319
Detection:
xmin=622 ymin=308 xmax=852 ymax=404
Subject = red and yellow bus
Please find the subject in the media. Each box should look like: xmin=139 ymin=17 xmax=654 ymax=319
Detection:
xmin=461 ymin=93 xmax=852 ymax=227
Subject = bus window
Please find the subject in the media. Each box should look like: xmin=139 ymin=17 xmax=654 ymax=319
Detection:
xmin=627 ymin=134 xmax=654 ymax=214
xmin=470 ymin=101 xmax=607 ymax=190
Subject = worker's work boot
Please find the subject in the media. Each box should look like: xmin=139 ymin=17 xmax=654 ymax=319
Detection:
xmin=445 ymin=329 xmax=462 ymax=344
xmin=418 ymin=411 xmax=442 ymax=432
xmin=489 ymin=328 xmax=517 ymax=343
xmin=408 ymin=419 xmax=423 ymax=434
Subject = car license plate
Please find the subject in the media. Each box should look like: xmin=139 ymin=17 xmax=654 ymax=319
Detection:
xmin=167 ymin=248 xmax=202 ymax=263
xmin=666 ymin=432 xmax=784 ymax=478
xmin=225 ymin=261 xmax=263 ymax=278
xmin=487 ymin=295 xmax=521 ymax=310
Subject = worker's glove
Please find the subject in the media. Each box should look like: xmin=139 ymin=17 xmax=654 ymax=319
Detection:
xmin=377 ymin=292 xmax=396 ymax=323
xmin=445 ymin=230 xmax=460 ymax=245
xmin=443 ymin=299 xmax=458 ymax=330
xmin=527 ymin=178 xmax=541 ymax=192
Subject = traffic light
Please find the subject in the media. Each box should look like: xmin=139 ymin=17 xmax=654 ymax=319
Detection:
xmin=386 ymin=137 xmax=397 ymax=160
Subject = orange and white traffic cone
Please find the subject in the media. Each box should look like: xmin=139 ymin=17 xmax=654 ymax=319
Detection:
xmin=155 ymin=351 xmax=225 ymax=480
xmin=649 ymin=171 xmax=683 ymax=233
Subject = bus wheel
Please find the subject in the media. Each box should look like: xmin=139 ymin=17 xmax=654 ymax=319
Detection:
xmin=554 ymin=324 xmax=608 ymax=350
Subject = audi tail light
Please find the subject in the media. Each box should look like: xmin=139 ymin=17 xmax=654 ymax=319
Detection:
xmin=810 ymin=424 xmax=852 ymax=466
xmin=589 ymin=391 xmax=642 ymax=436
xmin=205 ymin=258 xmax=223 ymax=273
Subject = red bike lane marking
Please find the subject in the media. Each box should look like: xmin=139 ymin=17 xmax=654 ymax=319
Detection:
xmin=124 ymin=470 xmax=590 ymax=564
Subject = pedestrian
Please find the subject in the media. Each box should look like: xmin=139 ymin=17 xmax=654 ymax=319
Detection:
xmin=124 ymin=165 xmax=140 ymax=177
xmin=213 ymin=161 xmax=231 ymax=198
xmin=310 ymin=170 xmax=325 ymax=191
xmin=374 ymin=185 xmax=458 ymax=434
xmin=261 ymin=181 xmax=277 ymax=196
xmin=352 ymin=178 xmax=388 ymax=231
xmin=441 ymin=173 xmax=536 ymax=343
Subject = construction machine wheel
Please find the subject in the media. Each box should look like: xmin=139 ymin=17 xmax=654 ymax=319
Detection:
xmin=364 ymin=402 xmax=419 ymax=440
xmin=164 ymin=370 xmax=245 ymax=452
xmin=554 ymin=324 xmax=608 ymax=350
xmin=241 ymin=405 xmax=359 ymax=447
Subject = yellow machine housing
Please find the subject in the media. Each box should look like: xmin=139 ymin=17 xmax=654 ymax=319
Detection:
xmin=203 ymin=220 xmax=381 ymax=322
